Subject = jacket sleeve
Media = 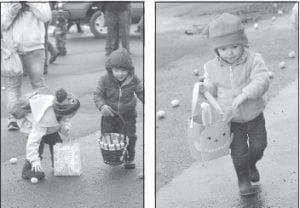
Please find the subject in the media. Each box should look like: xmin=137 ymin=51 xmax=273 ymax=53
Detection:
xmin=1 ymin=3 xmax=22 ymax=31
xmin=135 ymin=76 xmax=144 ymax=103
xmin=27 ymin=3 xmax=51 ymax=23
xmin=203 ymin=64 xmax=218 ymax=97
xmin=26 ymin=121 xmax=47 ymax=164
xmin=242 ymin=53 xmax=270 ymax=100
xmin=93 ymin=76 xmax=107 ymax=110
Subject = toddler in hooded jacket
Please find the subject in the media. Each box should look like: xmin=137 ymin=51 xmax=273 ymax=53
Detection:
xmin=199 ymin=13 xmax=270 ymax=196
xmin=94 ymin=48 xmax=144 ymax=169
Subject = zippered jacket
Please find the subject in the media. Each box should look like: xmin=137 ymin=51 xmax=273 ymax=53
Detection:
xmin=1 ymin=3 xmax=51 ymax=53
xmin=203 ymin=49 xmax=269 ymax=123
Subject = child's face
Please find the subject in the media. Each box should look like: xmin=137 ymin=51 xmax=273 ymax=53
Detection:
xmin=217 ymin=44 xmax=244 ymax=64
xmin=112 ymin=67 xmax=129 ymax=81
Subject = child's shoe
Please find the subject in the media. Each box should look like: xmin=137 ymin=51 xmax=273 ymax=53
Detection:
xmin=124 ymin=151 xmax=136 ymax=169
xmin=8 ymin=121 xmax=19 ymax=131
xmin=21 ymin=160 xmax=45 ymax=180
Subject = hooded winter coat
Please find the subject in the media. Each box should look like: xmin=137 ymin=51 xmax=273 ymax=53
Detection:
xmin=203 ymin=48 xmax=269 ymax=123
xmin=94 ymin=49 xmax=144 ymax=116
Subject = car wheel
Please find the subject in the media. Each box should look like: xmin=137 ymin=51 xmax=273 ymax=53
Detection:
xmin=89 ymin=10 xmax=107 ymax=39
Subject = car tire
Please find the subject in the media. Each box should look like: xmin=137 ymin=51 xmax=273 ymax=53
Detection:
xmin=89 ymin=10 xmax=107 ymax=39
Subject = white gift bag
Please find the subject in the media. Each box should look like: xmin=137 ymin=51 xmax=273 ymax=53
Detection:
xmin=53 ymin=142 xmax=82 ymax=176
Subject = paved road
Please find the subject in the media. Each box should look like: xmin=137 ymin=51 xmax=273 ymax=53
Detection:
xmin=156 ymin=80 xmax=298 ymax=208
xmin=1 ymin=30 xmax=144 ymax=208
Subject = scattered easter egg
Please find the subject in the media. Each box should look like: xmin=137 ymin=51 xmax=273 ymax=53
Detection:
xmin=279 ymin=61 xmax=286 ymax=69
xmin=9 ymin=157 xmax=18 ymax=164
xmin=268 ymin=71 xmax=274 ymax=79
xmin=193 ymin=69 xmax=199 ymax=76
xmin=156 ymin=110 xmax=166 ymax=119
xmin=138 ymin=172 xmax=144 ymax=179
xmin=273 ymin=3 xmax=278 ymax=8
xmin=31 ymin=177 xmax=38 ymax=184
xmin=171 ymin=99 xmax=180 ymax=107
xmin=1 ymin=86 xmax=6 ymax=90
xmin=278 ymin=10 xmax=283 ymax=15
xmin=288 ymin=51 xmax=296 ymax=58
xmin=254 ymin=23 xmax=258 ymax=29
xmin=272 ymin=16 xmax=276 ymax=21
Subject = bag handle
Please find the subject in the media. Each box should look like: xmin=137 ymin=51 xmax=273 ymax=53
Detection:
xmin=190 ymin=82 xmax=224 ymax=127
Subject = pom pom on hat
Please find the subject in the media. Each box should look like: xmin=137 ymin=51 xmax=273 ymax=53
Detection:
xmin=208 ymin=13 xmax=249 ymax=50
xmin=54 ymin=88 xmax=80 ymax=116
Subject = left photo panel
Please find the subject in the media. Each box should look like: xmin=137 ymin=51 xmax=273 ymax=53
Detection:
xmin=1 ymin=2 xmax=144 ymax=208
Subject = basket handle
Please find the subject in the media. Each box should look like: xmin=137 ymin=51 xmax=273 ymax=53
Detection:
xmin=100 ymin=108 xmax=127 ymax=139
xmin=190 ymin=82 xmax=224 ymax=127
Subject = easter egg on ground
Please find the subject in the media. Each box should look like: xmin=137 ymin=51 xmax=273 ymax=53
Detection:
xmin=288 ymin=51 xmax=296 ymax=58
xmin=254 ymin=23 xmax=258 ymax=29
xmin=1 ymin=86 xmax=6 ymax=90
xmin=278 ymin=10 xmax=283 ymax=15
xmin=193 ymin=69 xmax=199 ymax=76
xmin=279 ymin=61 xmax=286 ymax=69
xmin=31 ymin=177 xmax=38 ymax=184
xmin=171 ymin=99 xmax=180 ymax=107
xmin=268 ymin=71 xmax=274 ymax=79
xmin=272 ymin=16 xmax=276 ymax=21
xmin=156 ymin=110 xmax=166 ymax=119
xmin=9 ymin=157 xmax=18 ymax=164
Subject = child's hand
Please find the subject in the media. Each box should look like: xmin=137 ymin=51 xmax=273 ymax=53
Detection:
xmin=31 ymin=160 xmax=43 ymax=172
xmin=232 ymin=93 xmax=247 ymax=110
xmin=101 ymin=105 xmax=115 ymax=117
xmin=60 ymin=123 xmax=71 ymax=137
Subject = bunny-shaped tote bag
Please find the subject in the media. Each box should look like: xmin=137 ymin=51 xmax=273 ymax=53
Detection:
xmin=187 ymin=83 xmax=233 ymax=162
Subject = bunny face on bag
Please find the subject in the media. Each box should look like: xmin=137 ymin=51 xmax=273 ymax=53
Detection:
xmin=193 ymin=102 xmax=233 ymax=155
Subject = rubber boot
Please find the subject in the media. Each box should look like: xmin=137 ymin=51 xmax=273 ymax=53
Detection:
xmin=248 ymin=160 xmax=260 ymax=183
xmin=124 ymin=137 xmax=136 ymax=169
xmin=234 ymin=162 xmax=257 ymax=196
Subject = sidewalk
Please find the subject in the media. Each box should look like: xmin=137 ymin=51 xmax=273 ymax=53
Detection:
xmin=1 ymin=123 xmax=143 ymax=208
xmin=156 ymin=80 xmax=298 ymax=208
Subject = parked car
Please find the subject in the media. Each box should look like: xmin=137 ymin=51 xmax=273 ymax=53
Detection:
xmin=53 ymin=2 xmax=143 ymax=38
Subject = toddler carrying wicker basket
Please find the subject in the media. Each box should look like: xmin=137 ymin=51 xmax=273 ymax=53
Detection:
xmin=98 ymin=112 xmax=128 ymax=166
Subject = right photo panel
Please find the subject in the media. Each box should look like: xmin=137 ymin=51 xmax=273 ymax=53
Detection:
xmin=156 ymin=2 xmax=298 ymax=208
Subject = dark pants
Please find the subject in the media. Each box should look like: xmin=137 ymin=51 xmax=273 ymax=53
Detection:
xmin=101 ymin=110 xmax=137 ymax=160
xmin=230 ymin=113 xmax=267 ymax=166
xmin=38 ymin=132 xmax=63 ymax=167
xmin=105 ymin=10 xmax=130 ymax=56
xmin=55 ymin=35 xmax=67 ymax=56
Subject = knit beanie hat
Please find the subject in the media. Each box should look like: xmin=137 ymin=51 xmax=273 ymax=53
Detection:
xmin=53 ymin=88 xmax=80 ymax=116
xmin=208 ymin=13 xmax=248 ymax=50
xmin=105 ymin=48 xmax=134 ymax=73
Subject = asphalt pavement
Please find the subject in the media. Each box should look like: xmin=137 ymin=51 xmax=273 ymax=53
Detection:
xmin=156 ymin=80 xmax=298 ymax=208
xmin=1 ymin=27 xmax=144 ymax=208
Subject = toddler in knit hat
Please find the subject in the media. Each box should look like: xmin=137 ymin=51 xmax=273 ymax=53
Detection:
xmin=18 ymin=88 xmax=80 ymax=181
xmin=94 ymin=48 xmax=143 ymax=169
xmin=198 ymin=13 xmax=270 ymax=196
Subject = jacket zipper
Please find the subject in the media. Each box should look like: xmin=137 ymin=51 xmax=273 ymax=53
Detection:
xmin=117 ymin=86 xmax=122 ymax=113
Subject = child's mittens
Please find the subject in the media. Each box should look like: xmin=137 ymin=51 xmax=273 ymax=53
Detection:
xmin=31 ymin=160 xmax=43 ymax=172
xmin=100 ymin=105 xmax=115 ymax=117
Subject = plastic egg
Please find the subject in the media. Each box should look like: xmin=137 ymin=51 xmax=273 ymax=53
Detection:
xmin=9 ymin=157 xmax=18 ymax=164
xmin=278 ymin=10 xmax=283 ymax=15
xmin=272 ymin=16 xmax=276 ymax=21
xmin=273 ymin=3 xmax=278 ymax=8
xmin=254 ymin=23 xmax=258 ymax=29
xmin=193 ymin=69 xmax=199 ymax=76
xmin=31 ymin=177 xmax=38 ymax=184
xmin=171 ymin=99 xmax=180 ymax=107
xmin=1 ymin=86 xmax=6 ymax=90
xmin=279 ymin=61 xmax=286 ymax=69
xmin=288 ymin=51 xmax=296 ymax=58
xmin=268 ymin=71 xmax=274 ymax=79
xmin=156 ymin=110 xmax=166 ymax=119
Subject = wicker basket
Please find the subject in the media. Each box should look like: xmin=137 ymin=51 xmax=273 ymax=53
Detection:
xmin=98 ymin=133 xmax=128 ymax=166
xmin=98 ymin=112 xmax=128 ymax=166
